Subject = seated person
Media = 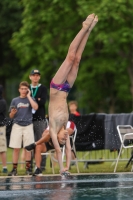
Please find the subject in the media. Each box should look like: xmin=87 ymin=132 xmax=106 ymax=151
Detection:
xmin=68 ymin=101 xmax=80 ymax=116
xmin=25 ymin=121 xmax=76 ymax=176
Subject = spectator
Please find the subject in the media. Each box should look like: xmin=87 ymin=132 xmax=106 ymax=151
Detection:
xmin=0 ymin=85 xmax=8 ymax=173
xmin=29 ymin=69 xmax=48 ymax=171
xmin=8 ymin=81 xmax=38 ymax=176
xmin=68 ymin=101 xmax=80 ymax=116
xmin=25 ymin=121 xmax=75 ymax=176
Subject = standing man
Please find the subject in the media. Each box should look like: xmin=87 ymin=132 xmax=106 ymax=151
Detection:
xmin=0 ymin=85 xmax=8 ymax=173
xmin=8 ymin=81 xmax=38 ymax=176
xmin=29 ymin=69 xmax=48 ymax=171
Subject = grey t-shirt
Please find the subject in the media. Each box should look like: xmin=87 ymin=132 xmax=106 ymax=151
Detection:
xmin=9 ymin=96 xmax=35 ymax=126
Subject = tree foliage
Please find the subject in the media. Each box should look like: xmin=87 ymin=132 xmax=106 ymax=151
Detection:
xmin=9 ymin=0 xmax=133 ymax=113
xmin=0 ymin=0 xmax=23 ymax=86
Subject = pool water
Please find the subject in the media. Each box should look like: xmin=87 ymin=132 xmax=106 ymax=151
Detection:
xmin=0 ymin=173 xmax=133 ymax=200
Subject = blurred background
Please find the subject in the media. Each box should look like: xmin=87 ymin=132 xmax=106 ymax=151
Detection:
xmin=1 ymin=0 xmax=133 ymax=114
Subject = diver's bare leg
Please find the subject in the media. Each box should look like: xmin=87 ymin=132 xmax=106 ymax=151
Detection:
xmin=35 ymin=144 xmax=46 ymax=168
xmin=67 ymin=15 xmax=98 ymax=87
xmin=53 ymin=14 xmax=95 ymax=84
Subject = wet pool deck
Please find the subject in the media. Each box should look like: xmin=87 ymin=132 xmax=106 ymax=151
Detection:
xmin=0 ymin=171 xmax=133 ymax=177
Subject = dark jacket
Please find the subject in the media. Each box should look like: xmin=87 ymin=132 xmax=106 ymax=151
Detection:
xmin=31 ymin=84 xmax=48 ymax=121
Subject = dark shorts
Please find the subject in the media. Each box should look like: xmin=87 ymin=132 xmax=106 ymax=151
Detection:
xmin=45 ymin=142 xmax=54 ymax=151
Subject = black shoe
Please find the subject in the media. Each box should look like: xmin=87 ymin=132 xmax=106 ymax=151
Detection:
xmin=25 ymin=143 xmax=36 ymax=151
xmin=33 ymin=167 xmax=42 ymax=176
xmin=26 ymin=168 xmax=32 ymax=175
xmin=8 ymin=168 xmax=17 ymax=176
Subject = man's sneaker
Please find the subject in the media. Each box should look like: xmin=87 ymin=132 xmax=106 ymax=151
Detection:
xmin=25 ymin=143 xmax=36 ymax=151
xmin=26 ymin=168 xmax=32 ymax=175
xmin=33 ymin=167 xmax=42 ymax=176
xmin=8 ymin=168 xmax=17 ymax=176
xmin=2 ymin=168 xmax=8 ymax=173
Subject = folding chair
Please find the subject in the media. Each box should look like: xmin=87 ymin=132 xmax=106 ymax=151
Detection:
xmin=114 ymin=125 xmax=133 ymax=172
xmin=41 ymin=149 xmax=56 ymax=174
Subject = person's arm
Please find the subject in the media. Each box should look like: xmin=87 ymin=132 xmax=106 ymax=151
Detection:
xmin=64 ymin=135 xmax=71 ymax=171
xmin=9 ymin=108 xmax=17 ymax=119
xmin=27 ymin=89 xmax=38 ymax=110
xmin=50 ymin=131 xmax=64 ymax=173
xmin=36 ymin=129 xmax=50 ymax=145
xmin=9 ymin=100 xmax=17 ymax=119
xmin=67 ymin=128 xmax=74 ymax=136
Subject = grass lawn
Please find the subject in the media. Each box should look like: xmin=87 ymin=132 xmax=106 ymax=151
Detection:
xmin=0 ymin=148 xmax=132 ymax=176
